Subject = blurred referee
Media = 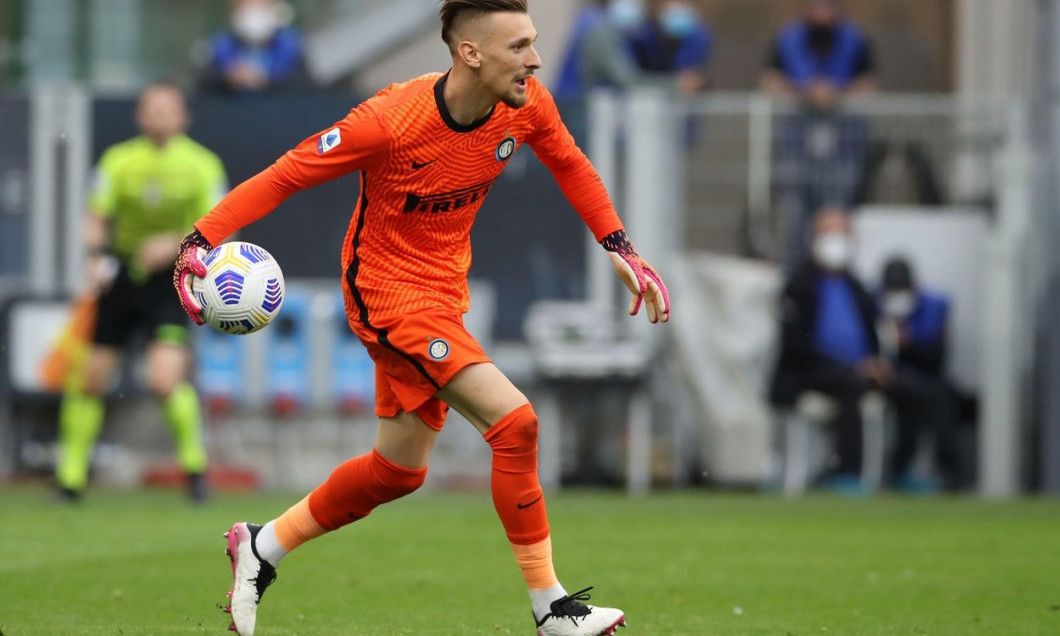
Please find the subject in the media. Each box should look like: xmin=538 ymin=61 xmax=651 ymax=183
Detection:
xmin=55 ymin=82 xmax=227 ymax=503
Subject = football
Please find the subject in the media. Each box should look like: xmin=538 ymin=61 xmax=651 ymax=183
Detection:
xmin=192 ymin=241 xmax=285 ymax=335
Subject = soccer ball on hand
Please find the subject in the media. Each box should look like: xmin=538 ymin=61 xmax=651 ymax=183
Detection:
xmin=192 ymin=241 xmax=285 ymax=335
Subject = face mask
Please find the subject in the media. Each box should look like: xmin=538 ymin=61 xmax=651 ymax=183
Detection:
xmin=812 ymin=232 xmax=852 ymax=270
xmin=608 ymin=0 xmax=644 ymax=31
xmin=659 ymin=3 xmax=697 ymax=38
xmin=232 ymin=6 xmax=279 ymax=45
xmin=883 ymin=291 xmax=917 ymax=319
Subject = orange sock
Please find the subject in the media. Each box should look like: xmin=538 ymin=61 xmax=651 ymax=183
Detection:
xmin=485 ymin=403 xmax=551 ymax=546
xmin=512 ymin=536 xmax=560 ymax=590
xmin=273 ymin=495 xmax=326 ymax=552
xmin=306 ymin=448 xmax=427 ymax=532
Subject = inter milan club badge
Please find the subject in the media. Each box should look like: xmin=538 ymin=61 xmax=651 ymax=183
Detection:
xmin=428 ymin=338 xmax=450 ymax=361
xmin=496 ymin=136 xmax=517 ymax=162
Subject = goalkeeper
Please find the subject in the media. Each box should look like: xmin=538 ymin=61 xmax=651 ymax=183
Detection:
xmin=56 ymin=81 xmax=227 ymax=503
xmin=175 ymin=1 xmax=668 ymax=634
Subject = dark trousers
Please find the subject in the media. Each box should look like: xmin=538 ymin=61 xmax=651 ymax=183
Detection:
xmin=790 ymin=358 xmax=869 ymax=475
xmin=887 ymin=365 xmax=958 ymax=481
xmin=781 ymin=358 xmax=958 ymax=481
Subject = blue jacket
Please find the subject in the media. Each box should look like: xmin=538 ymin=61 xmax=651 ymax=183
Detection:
xmin=893 ymin=290 xmax=949 ymax=374
xmin=627 ymin=20 xmax=712 ymax=74
xmin=770 ymin=263 xmax=880 ymax=406
xmin=203 ymin=26 xmax=306 ymax=93
xmin=774 ymin=20 xmax=869 ymax=89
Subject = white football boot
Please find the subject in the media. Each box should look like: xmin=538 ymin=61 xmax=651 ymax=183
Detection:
xmin=223 ymin=522 xmax=277 ymax=635
xmin=535 ymin=587 xmax=627 ymax=636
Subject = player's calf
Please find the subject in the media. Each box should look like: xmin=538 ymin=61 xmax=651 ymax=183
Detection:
xmin=485 ymin=403 xmax=551 ymax=545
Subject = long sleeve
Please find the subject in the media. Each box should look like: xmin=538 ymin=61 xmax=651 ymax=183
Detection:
xmin=526 ymin=81 xmax=623 ymax=242
xmin=195 ymin=101 xmax=391 ymax=245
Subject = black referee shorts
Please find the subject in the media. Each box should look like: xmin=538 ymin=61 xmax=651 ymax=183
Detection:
xmin=93 ymin=266 xmax=191 ymax=348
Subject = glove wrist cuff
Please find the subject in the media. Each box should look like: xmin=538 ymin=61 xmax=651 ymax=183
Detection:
xmin=181 ymin=228 xmax=213 ymax=251
xmin=601 ymin=230 xmax=637 ymax=257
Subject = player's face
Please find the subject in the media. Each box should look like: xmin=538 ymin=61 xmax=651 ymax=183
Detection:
xmin=475 ymin=12 xmax=541 ymax=109
xmin=136 ymin=86 xmax=189 ymax=144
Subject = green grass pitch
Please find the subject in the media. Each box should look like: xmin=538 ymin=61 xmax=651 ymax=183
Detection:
xmin=1 ymin=486 xmax=1058 ymax=635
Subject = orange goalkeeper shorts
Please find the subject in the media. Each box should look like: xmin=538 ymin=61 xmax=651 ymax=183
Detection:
xmin=348 ymin=309 xmax=491 ymax=431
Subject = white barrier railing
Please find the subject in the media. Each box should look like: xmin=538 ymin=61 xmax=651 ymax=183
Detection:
xmin=590 ymin=89 xmax=1031 ymax=495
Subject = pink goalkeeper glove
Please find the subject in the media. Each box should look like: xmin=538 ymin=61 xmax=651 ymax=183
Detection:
xmin=172 ymin=229 xmax=212 ymax=326
xmin=602 ymin=230 xmax=671 ymax=324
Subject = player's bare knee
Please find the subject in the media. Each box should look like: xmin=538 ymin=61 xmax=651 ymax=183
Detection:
xmin=81 ymin=375 xmax=109 ymax=397
xmin=148 ymin=376 xmax=178 ymax=400
xmin=82 ymin=366 xmax=116 ymax=397
xmin=146 ymin=366 xmax=181 ymax=398
xmin=145 ymin=345 xmax=186 ymax=398
xmin=82 ymin=348 xmax=120 ymax=396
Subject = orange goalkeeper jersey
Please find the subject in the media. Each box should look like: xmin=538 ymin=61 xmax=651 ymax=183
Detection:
xmin=195 ymin=72 xmax=623 ymax=323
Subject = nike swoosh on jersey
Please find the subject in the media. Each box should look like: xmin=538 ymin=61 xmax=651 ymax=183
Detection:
xmin=411 ymin=159 xmax=438 ymax=170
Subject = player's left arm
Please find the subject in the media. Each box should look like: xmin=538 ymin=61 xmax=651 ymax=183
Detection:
xmin=525 ymin=81 xmax=670 ymax=323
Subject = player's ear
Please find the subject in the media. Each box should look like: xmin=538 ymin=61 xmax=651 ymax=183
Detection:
xmin=457 ymin=40 xmax=481 ymax=69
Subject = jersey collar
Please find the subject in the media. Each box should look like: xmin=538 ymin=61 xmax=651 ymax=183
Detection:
xmin=434 ymin=71 xmax=495 ymax=133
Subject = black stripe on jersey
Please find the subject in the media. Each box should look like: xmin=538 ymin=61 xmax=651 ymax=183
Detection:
xmin=344 ymin=172 xmax=442 ymax=390
xmin=345 ymin=173 xmax=373 ymax=327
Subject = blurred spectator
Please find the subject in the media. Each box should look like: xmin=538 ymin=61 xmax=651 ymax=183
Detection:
xmin=770 ymin=209 xmax=889 ymax=494
xmin=627 ymin=0 xmax=712 ymax=95
xmin=554 ymin=0 xmax=644 ymax=100
xmin=199 ymin=0 xmax=309 ymax=95
xmin=760 ymin=0 xmax=876 ymax=105
xmin=876 ymin=256 xmax=959 ymax=491
xmin=54 ymin=82 xmax=227 ymax=502
xmin=762 ymin=0 xmax=876 ymax=273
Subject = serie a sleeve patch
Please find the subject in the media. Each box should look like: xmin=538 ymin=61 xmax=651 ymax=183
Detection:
xmin=318 ymin=127 xmax=342 ymax=154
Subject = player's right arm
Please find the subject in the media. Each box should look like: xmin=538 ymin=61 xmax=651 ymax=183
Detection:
xmin=82 ymin=151 xmax=119 ymax=295
xmin=192 ymin=102 xmax=391 ymax=247
xmin=174 ymin=100 xmax=391 ymax=322
xmin=86 ymin=149 xmax=118 ymax=254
